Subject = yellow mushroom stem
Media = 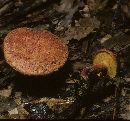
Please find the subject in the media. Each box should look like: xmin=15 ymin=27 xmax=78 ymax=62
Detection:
xmin=93 ymin=49 xmax=117 ymax=78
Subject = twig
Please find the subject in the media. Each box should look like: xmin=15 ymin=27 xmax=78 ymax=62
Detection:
xmin=0 ymin=0 xmax=11 ymax=9
xmin=112 ymin=87 xmax=118 ymax=120
xmin=0 ymin=2 xmax=14 ymax=16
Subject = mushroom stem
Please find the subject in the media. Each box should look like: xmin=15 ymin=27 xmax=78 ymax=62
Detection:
xmin=81 ymin=64 xmax=108 ymax=80
xmin=93 ymin=64 xmax=107 ymax=73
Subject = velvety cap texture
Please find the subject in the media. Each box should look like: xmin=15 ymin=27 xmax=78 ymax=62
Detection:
xmin=4 ymin=27 xmax=68 ymax=75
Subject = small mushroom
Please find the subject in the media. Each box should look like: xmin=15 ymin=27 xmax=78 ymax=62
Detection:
xmin=3 ymin=27 xmax=68 ymax=76
xmin=93 ymin=49 xmax=117 ymax=78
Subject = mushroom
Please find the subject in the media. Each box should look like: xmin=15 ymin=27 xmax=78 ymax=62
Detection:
xmin=93 ymin=49 xmax=117 ymax=78
xmin=3 ymin=27 xmax=68 ymax=76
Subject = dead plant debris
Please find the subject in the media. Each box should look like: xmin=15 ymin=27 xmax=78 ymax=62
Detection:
xmin=0 ymin=0 xmax=130 ymax=119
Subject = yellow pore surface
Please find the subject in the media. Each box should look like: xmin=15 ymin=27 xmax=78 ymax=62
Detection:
xmin=93 ymin=49 xmax=117 ymax=78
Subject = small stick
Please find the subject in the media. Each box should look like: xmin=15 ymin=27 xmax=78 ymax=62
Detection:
xmin=0 ymin=0 xmax=11 ymax=9
xmin=112 ymin=87 xmax=117 ymax=120
xmin=0 ymin=2 xmax=14 ymax=16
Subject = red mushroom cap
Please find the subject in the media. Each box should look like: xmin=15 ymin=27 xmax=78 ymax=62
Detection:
xmin=4 ymin=27 xmax=68 ymax=75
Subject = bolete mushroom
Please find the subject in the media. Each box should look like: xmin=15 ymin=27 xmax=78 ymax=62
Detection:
xmin=3 ymin=27 xmax=68 ymax=76
xmin=93 ymin=49 xmax=117 ymax=78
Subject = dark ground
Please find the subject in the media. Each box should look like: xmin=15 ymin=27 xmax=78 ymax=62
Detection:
xmin=0 ymin=0 xmax=130 ymax=119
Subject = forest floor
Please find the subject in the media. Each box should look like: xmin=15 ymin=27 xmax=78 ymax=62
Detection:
xmin=0 ymin=0 xmax=130 ymax=119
